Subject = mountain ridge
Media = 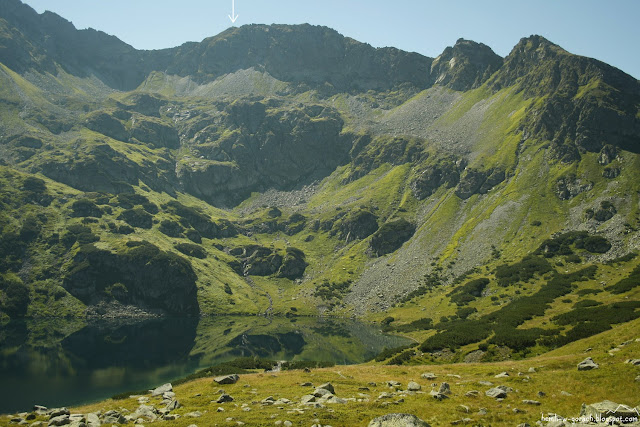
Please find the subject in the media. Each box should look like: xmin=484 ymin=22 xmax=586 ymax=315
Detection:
xmin=0 ymin=0 xmax=639 ymax=374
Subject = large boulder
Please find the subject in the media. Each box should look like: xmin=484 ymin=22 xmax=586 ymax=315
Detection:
xmin=214 ymin=374 xmax=239 ymax=385
xmin=368 ymin=413 xmax=431 ymax=427
xmin=577 ymin=357 xmax=599 ymax=371
xmin=485 ymin=386 xmax=510 ymax=399
xmin=151 ymin=383 xmax=173 ymax=396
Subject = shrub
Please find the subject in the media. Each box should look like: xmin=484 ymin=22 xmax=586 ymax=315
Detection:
xmin=0 ymin=274 xmax=30 ymax=317
xmin=374 ymin=343 xmax=417 ymax=362
xmin=495 ymin=256 xmax=552 ymax=286
xmin=565 ymin=254 xmax=582 ymax=264
xmin=455 ymin=306 xmax=477 ymax=319
xmin=185 ymin=229 xmax=202 ymax=243
xmin=159 ymin=219 xmax=184 ymax=237
xmin=489 ymin=326 xmax=551 ymax=352
xmin=118 ymin=208 xmax=153 ymax=229
xmin=607 ymin=265 xmax=640 ymax=294
xmin=553 ymin=301 xmax=640 ymax=326
xmin=22 ymin=176 xmax=47 ymax=193
xmin=605 ymin=252 xmax=637 ymax=265
xmin=61 ymin=224 xmax=99 ymax=247
xmin=381 ymin=316 xmax=394 ymax=326
xmin=573 ymin=299 xmax=602 ymax=308
xmin=314 ymin=281 xmax=350 ymax=300
xmin=71 ymin=199 xmax=103 ymax=218
xmin=174 ymin=243 xmax=207 ymax=259
xmin=449 ymin=278 xmax=490 ymax=305
xmin=583 ymin=236 xmax=611 ymax=253
xmin=420 ymin=320 xmax=491 ymax=352
xmin=576 ymin=288 xmax=602 ymax=296
xmin=394 ymin=318 xmax=433 ymax=332
xmin=19 ymin=216 xmax=41 ymax=241
xmin=369 ymin=219 xmax=415 ymax=256
xmin=386 ymin=349 xmax=415 ymax=365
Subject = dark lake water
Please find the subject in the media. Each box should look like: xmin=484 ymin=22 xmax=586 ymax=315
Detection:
xmin=0 ymin=316 xmax=411 ymax=413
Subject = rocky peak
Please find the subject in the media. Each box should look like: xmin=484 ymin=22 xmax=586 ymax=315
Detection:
xmin=430 ymin=38 xmax=503 ymax=90
xmin=165 ymin=23 xmax=433 ymax=93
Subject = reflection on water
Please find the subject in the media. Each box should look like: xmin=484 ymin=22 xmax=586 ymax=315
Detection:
xmin=0 ymin=316 xmax=411 ymax=413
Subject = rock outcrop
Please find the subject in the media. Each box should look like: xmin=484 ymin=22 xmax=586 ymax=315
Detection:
xmin=431 ymin=38 xmax=503 ymax=91
xmin=62 ymin=241 xmax=199 ymax=316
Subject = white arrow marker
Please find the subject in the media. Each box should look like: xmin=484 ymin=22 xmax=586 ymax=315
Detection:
xmin=228 ymin=0 xmax=239 ymax=23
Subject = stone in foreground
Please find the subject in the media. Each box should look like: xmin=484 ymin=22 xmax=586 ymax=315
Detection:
xmin=214 ymin=374 xmax=240 ymax=384
xmin=368 ymin=413 xmax=431 ymax=427
xmin=151 ymin=383 xmax=173 ymax=396
xmin=577 ymin=357 xmax=599 ymax=371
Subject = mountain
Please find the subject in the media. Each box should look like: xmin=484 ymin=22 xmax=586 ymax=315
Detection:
xmin=0 ymin=0 xmax=639 ymax=363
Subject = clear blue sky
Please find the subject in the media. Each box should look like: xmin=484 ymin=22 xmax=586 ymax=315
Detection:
xmin=21 ymin=0 xmax=640 ymax=79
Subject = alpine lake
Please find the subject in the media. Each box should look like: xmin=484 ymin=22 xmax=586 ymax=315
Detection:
xmin=0 ymin=316 xmax=411 ymax=413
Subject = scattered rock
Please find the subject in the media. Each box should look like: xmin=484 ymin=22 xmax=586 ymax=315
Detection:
xmin=300 ymin=382 xmax=313 ymax=387
xmin=313 ymin=388 xmax=334 ymax=398
xmin=429 ymin=391 xmax=449 ymax=401
xmin=465 ymin=390 xmax=479 ymax=397
xmin=477 ymin=381 xmax=493 ymax=386
xmin=560 ymin=391 xmax=573 ymax=396
xmin=577 ymin=357 xmax=599 ymax=371
xmin=528 ymin=367 xmax=536 ymax=373
xmin=450 ymin=418 xmax=473 ymax=425
xmin=387 ymin=381 xmax=402 ymax=388
xmin=407 ymin=382 xmax=421 ymax=391
xmin=494 ymin=372 xmax=509 ymax=378
xmin=165 ymin=399 xmax=180 ymax=411
xmin=216 ymin=394 xmax=234 ymax=403
xmin=522 ymin=400 xmax=541 ymax=406
xmin=625 ymin=359 xmax=640 ymax=366
xmin=537 ymin=391 xmax=546 ymax=397
xmin=421 ymin=373 xmax=437 ymax=380
xmin=102 ymin=410 xmax=126 ymax=424
xmin=49 ymin=408 xmax=70 ymax=418
xmin=438 ymin=383 xmax=451 ymax=395
xmin=378 ymin=392 xmax=394 ymax=399
xmin=32 ymin=406 xmax=48 ymax=415
xmin=458 ymin=405 xmax=470 ymax=413
xmin=86 ymin=413 xmax=100 ymax=427
xmin=368 ymin=413 xmax=431 ymax=427
xmin=132 ymin=405 xmax=158 ymax=421
xmin=214 ymin=374 xmax=239 ymax=384
xmin=316 ymin=383 xmax=335 ymax=394
xmin=151 ymin=383 xmax=173 ymax=396
xmin=301 ymin=395 xmax=317 ymax=404
xmin=485 ymin=386 xmax=509 ymax=399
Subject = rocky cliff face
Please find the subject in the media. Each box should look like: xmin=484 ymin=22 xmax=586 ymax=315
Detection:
xmin=490 ymin=35 xmax=640 ymax=155
xmin=176 ymin=100 xmax=352 ymax=206
xmin=63 ymin=242 xmax=199 ymax=316
xmin=430 ymin=38 xmax=503 ymax=91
